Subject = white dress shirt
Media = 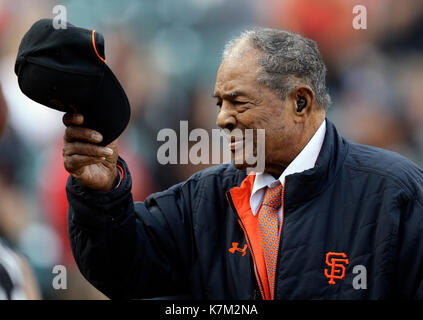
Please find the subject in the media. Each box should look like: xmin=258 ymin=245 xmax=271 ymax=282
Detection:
xmin=250 ymin=120 xmax=326 ymax=221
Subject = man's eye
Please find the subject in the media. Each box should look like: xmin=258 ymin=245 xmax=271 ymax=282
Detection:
xmin=233 ymin=101 xmax=247 ymax=105
xmin=216 ymin=101 xmax=222 ymax=108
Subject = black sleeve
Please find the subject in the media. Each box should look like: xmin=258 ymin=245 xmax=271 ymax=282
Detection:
xmin=66 ymin=157 xmax=195 ymax=299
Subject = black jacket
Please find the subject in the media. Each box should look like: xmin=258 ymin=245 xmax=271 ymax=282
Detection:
xmin=67 ymin=120 xmax=423 ymax=299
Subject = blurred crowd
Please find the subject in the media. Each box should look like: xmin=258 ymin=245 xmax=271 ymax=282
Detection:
xmin=0 ymin=0 xmax=422 ymax=299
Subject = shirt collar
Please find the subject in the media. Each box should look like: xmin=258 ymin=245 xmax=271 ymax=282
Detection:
xmin=250 ymin=119 xmax=326 ymax=215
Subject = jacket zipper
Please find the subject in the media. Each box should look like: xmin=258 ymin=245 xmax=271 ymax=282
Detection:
xmin=273 ymin=182 xmax=286 ymax=300
xmin=227 ymin=192 xmax=267 ymax=300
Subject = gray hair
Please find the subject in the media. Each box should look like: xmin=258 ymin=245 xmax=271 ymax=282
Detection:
xmin=223 ymin=28 xmax=331 ymax=109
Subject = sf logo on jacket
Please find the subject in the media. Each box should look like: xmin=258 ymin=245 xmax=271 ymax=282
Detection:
xmin=324 ymin=252 xmax=349 ymax=285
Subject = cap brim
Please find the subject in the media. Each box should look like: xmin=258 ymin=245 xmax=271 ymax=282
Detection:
xmin=17 ymin=62 xmax=130 ymax=146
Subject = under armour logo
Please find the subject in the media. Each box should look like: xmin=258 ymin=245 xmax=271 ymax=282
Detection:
xmin=228 ymin=242 xmax=248 ymax=256
xmin=324 ymin=252 xmax=349 ymax=285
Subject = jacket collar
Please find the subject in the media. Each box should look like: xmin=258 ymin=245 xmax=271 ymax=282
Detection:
xmin=229 ymin=119 xmax=348 ymax=209
xmin=250 ymin=119 xmax=326 ymax=215
xmin=229 ymin=119 xmax=349 ymax=211
xmin=282 ymin=118 xmax=349 ymax=210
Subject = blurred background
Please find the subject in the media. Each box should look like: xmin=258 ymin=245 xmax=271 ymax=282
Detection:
xmin=0 ymin=0 xmax=422 ymax=299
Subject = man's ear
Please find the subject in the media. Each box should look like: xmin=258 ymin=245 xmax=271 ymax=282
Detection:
xmin=290 ymin=86 xmax=315 ymax=117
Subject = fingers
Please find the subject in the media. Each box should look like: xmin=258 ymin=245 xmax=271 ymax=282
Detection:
xmin=64 ymin=155 xmax=105 ymax=174
xmin=63 ymin=113 xmax=104 ymax=144
xmin=64 ymin=126 xmax=103 ymax=144
xmin=62 ymin=112 xmax=119 ymax=183
xmin=63 ymin=141 xmax=113 ymax=158
xmin=63 ymin=139 xmax=114 ymax=175
xmin=63 ymin=113 xmax=84 ymax=126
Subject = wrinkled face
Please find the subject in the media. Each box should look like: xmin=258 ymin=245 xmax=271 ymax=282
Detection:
xmin=214 ymin=45 xmax=300 ymax=174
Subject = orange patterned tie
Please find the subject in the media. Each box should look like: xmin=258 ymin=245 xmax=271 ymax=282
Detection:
xmin=258 ymin=183 xmax=283 ymax=299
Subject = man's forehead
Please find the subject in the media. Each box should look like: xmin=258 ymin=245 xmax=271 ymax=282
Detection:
xmin=214 ymin=76 xmax=256 ymax=97
xmin=224 ymin=38 xmax=255 ymax=59
xmin=215 ymin=48 xmax=260 ymax=95
xmin=213 ymin=88 xmax=251 ymax=99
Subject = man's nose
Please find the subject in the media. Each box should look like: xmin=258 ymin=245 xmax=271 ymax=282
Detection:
xmin=216 ymin=103 xmax=236 ymax=131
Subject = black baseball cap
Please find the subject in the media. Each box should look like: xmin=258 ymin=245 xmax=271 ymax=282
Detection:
xmin=14 ymin=18 xmax=130 ymax=146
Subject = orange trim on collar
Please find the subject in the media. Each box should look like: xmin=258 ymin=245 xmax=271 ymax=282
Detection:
xmin=91 ymin=30 xmax=106 ymax=63
xmin=229 ymin=174 xmax=272 ymax=300
xmin=116 ymin=164 xmax=124 ymax=182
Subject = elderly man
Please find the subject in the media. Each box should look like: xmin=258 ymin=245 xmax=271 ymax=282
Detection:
xmin=64 ymin=28 xmax=423 ymax=300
